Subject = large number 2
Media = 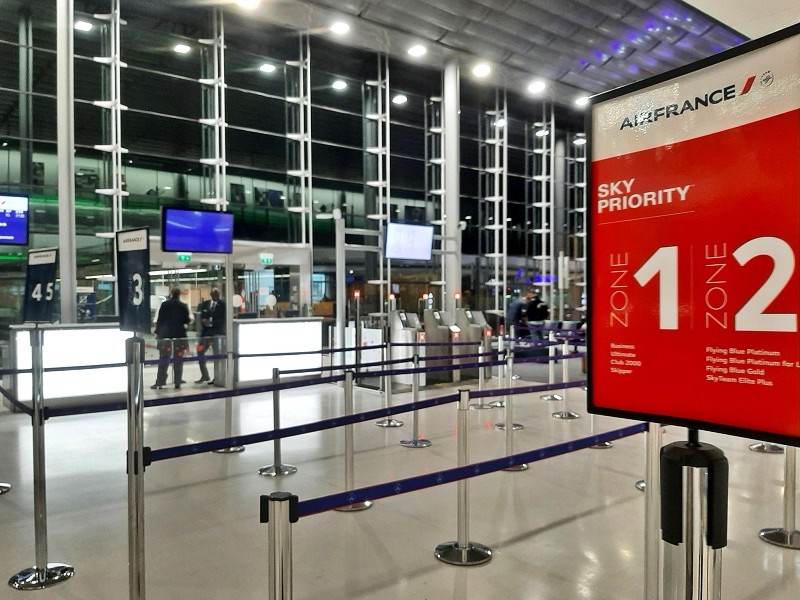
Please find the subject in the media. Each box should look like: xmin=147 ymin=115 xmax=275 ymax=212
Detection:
xmin=632 ymin=238 xmax=797 ymax=332
xmin=733 ymin=237 xmax=797 ymax=332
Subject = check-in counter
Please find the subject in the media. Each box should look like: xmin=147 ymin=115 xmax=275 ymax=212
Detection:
xmin=455 ymin=309 xmax=489 ymax=379
xmin=423 ymin=309 xmax=460 ymax=384
xmin=4 ymin=323 xmax=130 ymax=409
xmin=235 ymin=317 xmax=323 ymax=383
xmin=389 ymin=311 xmax=425 ymax=387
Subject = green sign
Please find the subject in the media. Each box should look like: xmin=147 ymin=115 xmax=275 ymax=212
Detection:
xmin=177 ymin=253 xmax=192 ymax=263
xmin=260 ymin=253 xmax=274 ymax=265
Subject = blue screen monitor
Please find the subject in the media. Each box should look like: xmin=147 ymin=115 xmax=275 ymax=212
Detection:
xmin=0 ymin=194 xmax=29 ymax=245
xmin=161 ymin=207 xmax=234 ymax=254
xmin=384 ymin=222 xmax=434 ymax=261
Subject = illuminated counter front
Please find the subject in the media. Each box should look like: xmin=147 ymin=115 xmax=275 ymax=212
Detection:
xmin=235 ymin=318 xmax=323 ymax=382
xmin=6 ymin=324 xmax=130 ymax=407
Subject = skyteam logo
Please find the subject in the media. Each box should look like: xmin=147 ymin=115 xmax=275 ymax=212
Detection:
xmin=619 ymin=75 xmax=758 ymax=130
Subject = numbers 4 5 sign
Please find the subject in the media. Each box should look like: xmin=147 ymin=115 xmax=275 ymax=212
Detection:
xmin=23 ymin=248 xmax=58 ymax=323
xmin=116 ymin=228 xmax=151 ymax=333
xmin=588 ymin=25 xmax=800 ymax=443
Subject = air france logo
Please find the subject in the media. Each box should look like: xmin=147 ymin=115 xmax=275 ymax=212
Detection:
xmin=619 ymin=75 xmax=760 ymax=130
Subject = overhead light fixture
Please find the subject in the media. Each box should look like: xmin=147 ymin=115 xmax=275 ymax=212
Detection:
xmin=173 ymin=43 xmax=191 ymax=54
xmin=472 ymin=63 xmax=491 ymax=78
xmin=330 ymin=21 xmax=350 ymax=35
xmin=535 ymin=128 xmax=549 ymax=137
xmin=74 ymin=20 xmax=93 ymax=32
xmin=575 ymin=95 xmax=590 ymax=107
xmin=407 ymin=45 xmax=427 ymax=58
xmin=392 ymin=94 xmax=408 ymax=105
xmin=259 ymin=63 xmax=276 ymax=73
xmin=573 ymin=136 xmax=587 ymax=146
xmin=527 ymin=80 xmax=546 ymax=94
xmin=332 ymin=80 xmax=347 ymax=90
xmin=495 ymin=118 xmax=507 ymax=128
xmin=235 ymin=0 xmax=260 ymax=9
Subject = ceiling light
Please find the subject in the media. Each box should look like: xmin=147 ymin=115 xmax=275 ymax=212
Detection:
xmin=74 ymin=20 xmax=93 ymax=32
xmin=535 ymin=128 xmax=549 ymax=137
xmin=407 ymin=45 xmax=427 ymax=58
xmin=259 ymin=63 xmax=276 ymax=73
xmin=330 ymin=22 xmax=350 ymax=35
xmin=495 ymin=118 xmax=507 ymax=128
xmin=392 ymin=94 xmax=408 ymax=105
xmin=332 ymin=80 xmax=347 ymax=90
xmin=236 ymin=0 xmax=260 ymax=9
xmin=527 ymin=80 xmax=546 ymax=94
xmin=472 ymin=63 xmax=491 ymax=78
xmin=575 ymin=95 xmax=590 ymax=107
xmin=573 ymin=137 xmax=587 ymax=146
xmin=173 ymin=43 xmax=191 ymax=54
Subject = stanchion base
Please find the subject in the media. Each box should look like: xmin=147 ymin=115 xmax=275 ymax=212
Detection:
xmin=759 ymin=528 xmax=800 ymax=549
xmin=212 ymin=446 xmax=245 ymax=454
xmin=488 ymin=400 xmax=505 ymax=408
xmin=635 ymin=479 xmax=646 ymax=492
xmin=334 ymin=501 xmax=373 ymax=512
xmin=258 ymin=464 xmax=298 ymax=478
xmin=0 ymin=483 xmax=10 ymax=495
xmin=503 ymin=463 xmax=528 ymax=472
xmin=9 ymin=563 xmax=75 ymax=590
xmin=376 ymin=418 xmax=404 ymax=428
xmin=540 ymin=394 xmax=563 ymax=402
xmin=400 ymin=439 xmax=431 ymax=448
xmin=591 ymin=441 xmax=614 ymax=449
xmin=553 ymin=411 xmax=580 ymax=420
xmin=434 ymin=541 xmax=492 ymax=566
xmin=469 ymin=402 xmax=494 ymax=410
xmin=494 ymin=423 xmax=524 ymax=431
xmin=749 ymin=443 xmax=784 ymax=454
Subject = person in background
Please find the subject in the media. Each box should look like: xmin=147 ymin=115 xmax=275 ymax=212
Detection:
xmin=152 ymin=287 xmax=192 ymax=390
xmin=525 ymin=291 xmax=550 ymax=339
xmin=196 ymin=288 xmax=225 ymax=384
xmin=505 ymin=290 xmax=535 ymax=337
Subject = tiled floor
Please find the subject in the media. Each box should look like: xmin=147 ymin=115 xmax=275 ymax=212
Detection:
xmin=1 ymin=359 xmax=798 ymax=599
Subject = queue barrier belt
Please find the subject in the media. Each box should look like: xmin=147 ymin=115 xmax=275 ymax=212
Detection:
xmin=297 ymin=422 xmax=648 ymax=517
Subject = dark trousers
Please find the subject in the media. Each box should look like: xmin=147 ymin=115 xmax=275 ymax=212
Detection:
xmin=197 ymin=335 xmax=214 ymax=380
xmin=155 ymin=338 xmax=187 ymax=386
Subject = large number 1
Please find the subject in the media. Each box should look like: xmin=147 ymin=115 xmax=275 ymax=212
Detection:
xmin=633 ymin=246 xmax=678 ymax=330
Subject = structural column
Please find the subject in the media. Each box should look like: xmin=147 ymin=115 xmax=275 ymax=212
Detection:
xmin=442 ymin=59 xmax=461 ymax=314
xmin=18 ymin=7 xmax=33 ymax=188
xmin=56 ymin=0 xmax=77 ymax=323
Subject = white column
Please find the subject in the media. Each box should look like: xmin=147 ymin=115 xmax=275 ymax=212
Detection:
xmin=443 ymin=60 xmax=461 ymax=314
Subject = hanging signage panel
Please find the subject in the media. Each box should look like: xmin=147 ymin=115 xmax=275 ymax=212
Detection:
xmin=23 ymin=248 xmax=58 ymax=323
xmin=588 ymin=25 xmax=800 ymax=444
xmin=116 ymin=228 xmax=151 ymax=333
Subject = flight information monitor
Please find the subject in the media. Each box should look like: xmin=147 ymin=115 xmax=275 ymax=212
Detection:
xmin=0 ymin=195 xmax=29 ymax=245
xmin=161 ymin=207 xmax=234 ymax=254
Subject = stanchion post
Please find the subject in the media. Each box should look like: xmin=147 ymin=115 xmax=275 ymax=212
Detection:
xmin=9 ymin=326 xmax=75 ymax=590
xmin=126 ymin=336 xmax=146 ymax=600
xmin=749 ymin=442 xmax=784 ymax=454
xmin=540 ymin=330 xmax=562 ymax=402
xmin=400 ymin=354 xmax=430 ymax=448
xmin=470 ymin=341 xmax=491 ymax=409
xmin=494 ymin=345 xmax=523 ymax=432
xmin=259 ymin=369 xmax=297 ymax=478
xmin=0 ymin=483 xmax=10 ymax=495
xmin=260 ymin=492 xmax=299 ymax=600
xmin=377 ymin=328 xmax=402 ymax=428
xmin=335 ymin=371 xmax=372 ymax=511
xmin=213 ymin=334 xmax=244 ymax=454
xmin=759 ymin=444 xmax=800 ymax=548
xmin=644 ymin=423 xmax=663 ymax=600
xmin=553 ymin=338 xmax=579 ymax=420
xmin=435 ymin=389 xmax=492 ymax=565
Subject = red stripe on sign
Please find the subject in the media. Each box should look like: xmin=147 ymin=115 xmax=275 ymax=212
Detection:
xmin=740 ymin=75 xmax=756 ymax=95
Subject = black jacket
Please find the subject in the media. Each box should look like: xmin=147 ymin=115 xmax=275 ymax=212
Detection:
xmin=155 ymin=298 xmax=191 ymax=339
xmin=198 ymin=299 xmax=226 ymax=336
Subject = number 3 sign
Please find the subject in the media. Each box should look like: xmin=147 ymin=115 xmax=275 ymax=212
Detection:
xmin=588 ymin=25 xmax=800 ymax=443
xmin=116 ymin=228 xmax=151 ymax=334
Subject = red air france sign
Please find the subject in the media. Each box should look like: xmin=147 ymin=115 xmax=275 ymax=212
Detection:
xmin=588 ymin=25 xmax=800 ymax=444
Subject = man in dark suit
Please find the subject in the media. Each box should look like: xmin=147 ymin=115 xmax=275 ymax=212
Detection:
xmin=152 ymin=287 xmax=192 ymax=389
xmin=196 ymin=288 xmax=225 ymax=383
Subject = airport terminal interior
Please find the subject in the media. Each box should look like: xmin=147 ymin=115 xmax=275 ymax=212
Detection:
xmin=1 ymin=1 xmax=800 ymax=598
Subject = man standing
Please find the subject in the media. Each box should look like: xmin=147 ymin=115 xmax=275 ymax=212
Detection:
xmin=152 ymin=287 xmax=191 ymax=390
xmin=505 ymin=290 xmax=535 ymax=336
xmin=196 ymin=288 xmax=225 ymax=384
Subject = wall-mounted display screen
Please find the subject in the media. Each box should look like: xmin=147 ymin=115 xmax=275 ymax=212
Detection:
xmin=0 ymin=195 xmax=29 ymax=245
xmin=384 ymin=222 xmax=434 ymax=261
xmin=161 ymin=207 xmax=234 ymax=254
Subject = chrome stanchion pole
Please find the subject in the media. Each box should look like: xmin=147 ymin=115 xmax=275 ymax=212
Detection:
xmin=126 ymin=337 xmax=146 ymax=600
xmin=0 ymin=483 xmax=10 ymax=495
xmin=261 ymin=492 xmax=299 ymax=600
xmin=435 ymin=389 xmax=492 ymax=565
xmin=335 ymin=370 xmax=372 ymax=511
xmin=213 ymin=335 xmax=244 ymax=454
xmin=759 ymin=444 xmax=800 ymax=549
xmin=553 ymin=339 xmax=579 ymax=420
xmin=495 ymin=347 xmax=523 ymax=431
xmin=590 ymin=412 xmax=613 ymax=449
xmin=470 ymin=341 xmax=491 ymax=410
xmin=749 ymin=442 xmax=784 ymax=454
xmin=259 ymin=369 xmax=297 ymax=477
xmin=644 ymin=423 xmax=663 ymax=600
xmin=501 ymin=352 xmax=527 ymax=472
xmin=401 ymin=354 xmax=430 ymax=448
xmin=9 ymin=326 xmax=74 ymax=591
xmin=488 ymin=335 xmax=510 ymax=409
xmin=540 ymin=330 xmax=562 ymax=402
xmin=377 ymin=334 xmax=402 ymax=428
